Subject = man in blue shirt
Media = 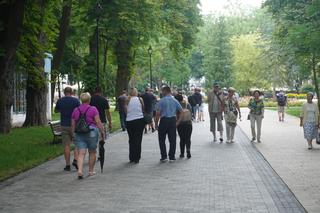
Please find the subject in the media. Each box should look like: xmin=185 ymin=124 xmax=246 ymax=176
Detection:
xmin=55 ymin=87 xmax=80 ymax=171
xmin=155 ymin=86 xmax=182 ymax=162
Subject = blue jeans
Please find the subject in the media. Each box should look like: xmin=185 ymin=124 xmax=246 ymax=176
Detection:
xmin=75 ymin=127 xmax=99 ymax=151
xmin=119 ymin=111 xmax=126 ymax=130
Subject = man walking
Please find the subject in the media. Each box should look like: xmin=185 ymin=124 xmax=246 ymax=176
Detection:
xmin=55 ymin=87 xmax=80 ymax=171
xmin=207 ymin=82 xmax=225 ymax=142
xmin=117 ymin=89 xmax=127 ymax=131
xmin=90 ymin=87 xmax=112 ymax=139
xmin=276 ymin=90 xmax=287 ymax=122
xmin=155 ymin=86 xmax=182 ymax=162
xmin=141 ymin=87 xmax=157 ymax=133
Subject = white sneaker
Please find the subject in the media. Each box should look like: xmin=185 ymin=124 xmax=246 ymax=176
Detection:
xmin=230 ymin=140 xmax=235 ymax=143
xmin=226 ymin=140 xmax=230 ymax=143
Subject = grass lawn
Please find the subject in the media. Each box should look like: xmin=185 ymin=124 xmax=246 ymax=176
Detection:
xmin=0 ymin=110 xmax=121 ymax=181
xmin=266 ymin=106 xmax=301 ymax=117
xmin=0 ymin=126 xmax=63 ymax=181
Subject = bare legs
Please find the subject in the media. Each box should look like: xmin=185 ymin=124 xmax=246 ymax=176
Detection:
xmin=77 ymin=149 xmax=96 ymax=176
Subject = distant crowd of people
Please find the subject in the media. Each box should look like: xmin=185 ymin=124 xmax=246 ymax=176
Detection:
xmin=54 ymin=82 xmax=318 ymax=179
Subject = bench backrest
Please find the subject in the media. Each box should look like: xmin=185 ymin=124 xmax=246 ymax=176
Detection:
xmin=48 ymin=121 xmax=61 ymax=135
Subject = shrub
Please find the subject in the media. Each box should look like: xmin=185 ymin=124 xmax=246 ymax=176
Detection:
xmin=287 ymin=93 xmax=306 ymax=99
xmin=300 ymin=84 xmax=314 ymax=93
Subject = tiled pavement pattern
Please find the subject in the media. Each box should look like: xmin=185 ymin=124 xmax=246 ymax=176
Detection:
xmin=239 ymin=108 xmax=320 ymax=213
xmin=0 ymin=109 xmax=306 ymax=213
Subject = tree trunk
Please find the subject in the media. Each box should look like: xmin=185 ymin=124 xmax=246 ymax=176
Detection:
xmin=51 ymin=0 xmax=73 ymax=108
xmin=115 ymin=39 xmax=132 ymax=97
xmin=23 ymin=0 xmax=48 ymax=127
xmin=0 ymin=1 xmax=26 ymax=134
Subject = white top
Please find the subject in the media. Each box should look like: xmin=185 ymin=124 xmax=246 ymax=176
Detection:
xmin=306 ymin=103 xmax=317 ymax=122
xmin=126 ymin=96 xmax=144 ymax=121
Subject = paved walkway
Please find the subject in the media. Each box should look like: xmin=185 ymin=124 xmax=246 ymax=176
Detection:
xmin=0 ymin=107 xmax=306 ymax=213
xmin=239 ymin=108 xmax=320 ymax=213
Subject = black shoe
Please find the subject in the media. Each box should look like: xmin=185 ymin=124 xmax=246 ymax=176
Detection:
xmin=160 ymin=158 xmax=168 ymax=162
xmin=187 ymin=152 xmax=191 ymax=159
xmin=152 ymin=128 xmax=155 ymax=133
xmin=122 ymin=128 xmax=126 ymax=131
xmin=134 ymin=160 xmax=139 ymax=164
xmin=144 ymin=128 xmax=147 ymax=134
xmin=72 ymin=160 xmax=78 ymax=170
xmin=169 ymin=158 xmax=176 ymax=162
xmin=78 ymin=175 xmax=83 ymax=180
xmin=64 ymin=165 xmax=71 ymax=171
xmin=179 ymin=154 xmax=184 ymax=158
xmin=219 ymin=138 xmax=223 ymax=143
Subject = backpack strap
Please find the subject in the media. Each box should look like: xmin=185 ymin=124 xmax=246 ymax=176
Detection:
xmin=77 ymin=106 xmax=91 ymax=121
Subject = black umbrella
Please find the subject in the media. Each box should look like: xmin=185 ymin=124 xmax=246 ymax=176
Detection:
xmin=99 ymin=140 xmax=105 ymax=173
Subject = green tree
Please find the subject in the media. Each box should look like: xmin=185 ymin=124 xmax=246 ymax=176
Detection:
xmin=231 ymin=33 xmax=270 ymax=94
xmin=202 ymin=17 xmax=233 ymax=89
xmin=0 ymin=0 xmax=26 ymax=133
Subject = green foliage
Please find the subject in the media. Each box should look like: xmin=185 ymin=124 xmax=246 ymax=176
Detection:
xmin=300 ymin=84 xmax=315 ymax=93
xmin=16 ymin=1 xmax=60 ymax=89
xmin=200 ymin=16 xmax=233 ymax=89
xmin=231 ymin=33 xmax=271 ymax=93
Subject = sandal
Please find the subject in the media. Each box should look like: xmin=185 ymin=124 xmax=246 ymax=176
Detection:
xmin=88 ymin=171 xmax=96 ymax=176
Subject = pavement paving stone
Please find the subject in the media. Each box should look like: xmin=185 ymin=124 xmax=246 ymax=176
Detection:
xmin=0 ymin=107 xmax=306 ymax=213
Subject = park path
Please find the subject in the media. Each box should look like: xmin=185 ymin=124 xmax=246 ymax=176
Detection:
xmin=238 ymin=108 xmax=320 ymax=213
xmin=0 ymin=106 xmax=306 ymax=213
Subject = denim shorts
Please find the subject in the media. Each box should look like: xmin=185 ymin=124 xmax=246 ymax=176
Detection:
xmin=75 ymin=127 xmax=99 ymax=151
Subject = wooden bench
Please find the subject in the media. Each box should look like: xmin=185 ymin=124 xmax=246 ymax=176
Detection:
xmin=48 ymin=121 xmax=62 ymax=144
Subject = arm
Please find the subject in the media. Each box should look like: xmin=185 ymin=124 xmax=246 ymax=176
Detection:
xmin=155 ymin=111 xmax=160 ymax=130
xmin=236 ymin=101 xmax=241 ymax=119
xmin=71 ymin=119 xmax=76 ymax=134
xmin=176 ymin=110 xmax=182 ymax=126
xmin=94 ymin=115 xmax=105 ymax=139
xmin=300 ymin=105 xmax=304 ymax=127
xmin=105 ymin=109 xmax=112 ymax=129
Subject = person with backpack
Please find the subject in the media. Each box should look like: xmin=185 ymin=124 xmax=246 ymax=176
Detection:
xmin=276 ymin=90 xmax=287 ymax=122
xmin=175 ymin=93 xmax=193 ymax=158
xmin=71 ymin=92 xmax=105 ymax=179
xmin=55 ymin=87 xmax=80 ymax=171
xmin=207 ymin=82 xmax=225 ymax=143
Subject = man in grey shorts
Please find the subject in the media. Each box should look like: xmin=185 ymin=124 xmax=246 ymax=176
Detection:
xmin=207 ymin=82 xmax=225 ymax=142
xmin=55 ymin=87 xmax=81 ymax=171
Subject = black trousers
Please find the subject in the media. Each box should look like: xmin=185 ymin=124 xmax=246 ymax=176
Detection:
xmin=126 ymin=118 xmax=145 ymax=162
xmin=177 ymin=123 xmax=192 ymax=155
xmin=158 ymin=117 xmax=177 ymax=160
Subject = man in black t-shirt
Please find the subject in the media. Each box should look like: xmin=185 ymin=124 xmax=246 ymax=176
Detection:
xmin=141 ymin=87 xmax=157 ymax=133
xmin=55 ymin=87 xmax=80 ymax=171
xmin=117 ymin=89 xmax=127 ymax=131
xmin=90 ymin=87 xmax=112 ymax=141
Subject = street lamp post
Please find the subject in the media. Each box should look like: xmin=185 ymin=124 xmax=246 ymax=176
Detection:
xmin=95 ymin=2 xmax=103 ymax=87
xmin=148 ymin=45 xmax=153 ymax=89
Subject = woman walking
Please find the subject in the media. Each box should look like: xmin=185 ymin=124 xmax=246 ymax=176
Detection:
xmin=248 ymin=90 xmax=264 ymax=143
xmin=175 ymin=93 xmax=193 ymax=158
xmin=71 ymin=93 xmax=105 ymax=179
xmin=300 ymin=92 xmax=319 ymax=149
xmin=224 ymin=87 xmax=241 ymax=143
xmin=125 ymin=88 xmax=145 ymax=164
